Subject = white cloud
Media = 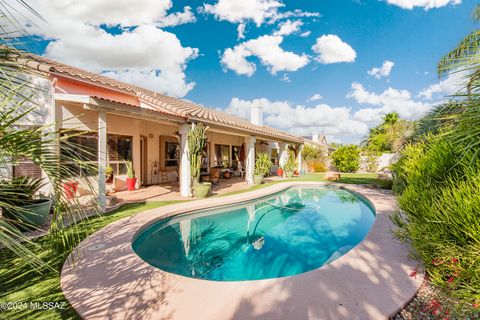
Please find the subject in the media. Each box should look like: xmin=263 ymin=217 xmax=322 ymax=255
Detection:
xmin=221 ymin=35 xmax=309 ymax=76
xmin=418 ymin=71 xmax=466 ymax=100
xmin=385 ymin=0 xmax=461 ymax=10
xmin=202 ymin=0 xmax=319 ymax=38
xmin=273 ymin=20 xmax=303 ymax=36
xmin=368 ymin=60 xmax=395 ymax=79
xmin=30 ymin=0 xmax=195 ymax=28
xmin=312 ymin=35 xmax=356 ymax=64
xmin=280 ymin=74 xmax=291 ymax=82
xmin=300 ymin=31 xmax=311 ymax=37
xmin=23 ymin=0 xmax=198 ymax=97
xmin=221 ymin=46 xmax=256 ymax=76
xmin=203 ymin=0 xmax=283 ymax=36
xmin=224 ymin=97 xmax=369 ymax=140
xmin=347 ymin=82 xmax=432 ymax=124
xmin=307 ymin=94 xmax=323 ymax=101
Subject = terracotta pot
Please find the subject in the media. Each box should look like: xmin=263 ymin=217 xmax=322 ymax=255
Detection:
xmin=277 ymin=168 xmax=284 ymax=177
xmin=126 ymin=177 xmax=137 ymax=191
xmin=63 ymin=181 xmax=78 ymax=199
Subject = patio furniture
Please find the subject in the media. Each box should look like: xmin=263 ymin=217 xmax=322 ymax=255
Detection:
xmin=210 ymin=167 xmax=221 ymax=186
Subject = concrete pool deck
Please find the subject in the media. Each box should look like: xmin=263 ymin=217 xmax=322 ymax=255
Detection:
xmin=61 ymin=182 xmax=423 ymax=320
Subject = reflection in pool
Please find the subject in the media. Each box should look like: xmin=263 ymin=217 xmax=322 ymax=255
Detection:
xmin=132 ymin=186 xmax=375 ymax=281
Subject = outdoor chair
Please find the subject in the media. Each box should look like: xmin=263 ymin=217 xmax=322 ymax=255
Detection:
xmin=210 ymin=167 xmax=221 ymax=186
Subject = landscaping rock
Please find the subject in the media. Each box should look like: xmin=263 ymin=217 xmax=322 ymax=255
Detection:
xmin=324 ymin=172 xmax=341 ymax=181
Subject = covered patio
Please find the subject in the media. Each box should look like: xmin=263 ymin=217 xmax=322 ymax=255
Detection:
xmin=112 ymin=176 xmax=250 ymax=202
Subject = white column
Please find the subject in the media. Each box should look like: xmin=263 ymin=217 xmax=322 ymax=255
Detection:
xmin=179 ymin=124 xmax=191 ymax=197
xmin=245 ymin=136 xmax=256 ymax=185
xmin=98 ymin=110 xmax=107 ymax=211
xmin=298 ymin=144 xmax=304 ymax=174
xmin=279 ymin=142 xmax=287 ymax=168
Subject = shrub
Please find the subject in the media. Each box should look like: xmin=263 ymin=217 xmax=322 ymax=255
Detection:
xmin=283 ymin=153 xmax=296 ymax=173
xmin=364 ymin=150 xmax=379 ymax=173
xmin=310 ymin=160 xmax=327 ymax=172
xmin=391 ymin=135 xmax=480 ymax=302
xmin=330 ymin=145 xmax=360 ymax=172
xmin=254 ymin=152 xmax=273 ymax=177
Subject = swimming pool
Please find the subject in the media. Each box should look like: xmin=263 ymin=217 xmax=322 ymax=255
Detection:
xmin=132 ymin=186 xmax=376 ymax=281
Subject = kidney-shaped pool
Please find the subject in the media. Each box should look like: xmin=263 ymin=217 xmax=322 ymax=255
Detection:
xmin=132 ymin=186 xmax=376 ymax=281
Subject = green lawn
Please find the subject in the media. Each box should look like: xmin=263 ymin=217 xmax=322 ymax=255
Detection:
xmin=0 ymin=172 xmax=379 ymax=320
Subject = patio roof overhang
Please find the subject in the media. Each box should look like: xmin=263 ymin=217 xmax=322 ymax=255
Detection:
xmin=55 ymin=94 xmax=187 ymax=126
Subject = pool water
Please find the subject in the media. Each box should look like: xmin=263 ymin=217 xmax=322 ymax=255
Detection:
xmin=132 ymin=186 xmax=376 ymax=281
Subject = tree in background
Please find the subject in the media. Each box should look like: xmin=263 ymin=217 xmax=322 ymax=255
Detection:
xmin=363 ymin=112 xmax=414 ymax=153
xmin=330 ymin=145 xmax=360 ymax=172
xmin=302 ymin=144 xmax=327 ymax=172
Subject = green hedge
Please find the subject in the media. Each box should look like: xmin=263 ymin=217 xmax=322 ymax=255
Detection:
xmin=391 ymin=135 xmax=480 ymax=304
xmin=330 ymin=145 xmax=360 ymax=172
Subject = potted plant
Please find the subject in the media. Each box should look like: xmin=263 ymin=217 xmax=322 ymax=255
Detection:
xmin=254 ymin=153 xmax=273 ymax=184
xmin=125 ymin=161 xmax=137 ymax=191
xmin=283 ymin=154 xmax=296 ymax=178
xmin=188 ymin=123 xmax=211 ymax=198
xmin=106 ymin=166 xmax=114 ymax=184
xmin=277 ymin=166 xmax=284 ymax=177
xmin=0 ymin=176 xmax=52 ymax=229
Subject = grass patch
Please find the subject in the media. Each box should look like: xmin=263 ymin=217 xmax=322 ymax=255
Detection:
xmin=213 ymin=172 xmax=380 ymax=198
xmin=0 ymin=172 xmax=380 ymax=319
xmin=0 ymin=201 xmax=183 ymax=320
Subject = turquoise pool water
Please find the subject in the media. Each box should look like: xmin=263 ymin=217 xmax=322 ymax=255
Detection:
xmin=132 ymin=186 xmax=375 ymax=281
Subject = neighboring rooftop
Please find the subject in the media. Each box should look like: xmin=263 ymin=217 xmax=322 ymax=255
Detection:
xmin=12 ymin=51 xmax=304 ymax=144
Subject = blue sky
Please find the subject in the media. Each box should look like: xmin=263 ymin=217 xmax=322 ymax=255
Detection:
xmin=21 ymin=0 xmax=477 ymax=143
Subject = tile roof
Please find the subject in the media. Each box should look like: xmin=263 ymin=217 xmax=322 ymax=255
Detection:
xmin=13 ymin=52 xmax=304 ymax=144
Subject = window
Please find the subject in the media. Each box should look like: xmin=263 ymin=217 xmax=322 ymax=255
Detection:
xmin=231 ymin=146 xmax=241 ymax=170
xmin=108 ymin=135 xmax=132 ymax=175
xmin=271 ymin=148 xmax=279 ymax=165
xmin=201 ymin=143 xmax=209 ymax=173
xmin=215 ymin=144 xmax=230 ymax=167
xmin=165 ymin=142 xmax=179 ymax=167
xmin=61 ymin=131 xmax=133 ymax=176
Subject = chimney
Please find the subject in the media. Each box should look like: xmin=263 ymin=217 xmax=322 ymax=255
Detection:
xmin=251 ymin=103 xmax=263 ymax=126
xmin=312 ymin=131 xmax=319 ymax=142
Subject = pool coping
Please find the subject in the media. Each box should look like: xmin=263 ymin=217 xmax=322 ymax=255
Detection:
xmin=61 ymin=182 xmax=424 ymax=320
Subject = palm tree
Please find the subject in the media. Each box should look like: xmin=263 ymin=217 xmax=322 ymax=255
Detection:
xmin=0 ymin=1 xmax=100 ymax=268
xmin=432 ymin=5 xmax=480 ymax=155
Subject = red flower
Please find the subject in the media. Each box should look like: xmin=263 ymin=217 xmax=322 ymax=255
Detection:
xmin=451 ymin=258 xmax=459 ymax=264
xmin=447 ymin=276 xmax=454 ymax=283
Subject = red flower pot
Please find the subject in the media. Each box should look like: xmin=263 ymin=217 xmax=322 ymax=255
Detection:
xmin=277 ymin=168 xmax=284 ymax=177
xmin=63 ymin=181 xmax=78 ymax=199
xmin=126 ymin=177 xmax=137 ymax=191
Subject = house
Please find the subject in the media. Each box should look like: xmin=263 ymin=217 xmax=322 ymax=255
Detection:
xmin=11 ymin=52 xmax=307 ymax=208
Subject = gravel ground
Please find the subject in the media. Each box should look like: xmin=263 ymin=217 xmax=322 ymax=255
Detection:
xmin=393 ymin=276 xmax=480 ymax=320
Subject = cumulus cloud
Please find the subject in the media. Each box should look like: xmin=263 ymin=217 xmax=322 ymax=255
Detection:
xmin=203 ymin=0 xmax=283 ymax=26
xmin=347 ymin=82 xmax=432 ymax=124
xmin=273 ymin=20 xmax=303 ymax=36
xmin=368 ymin=60 xmax=395 ymax=79
xmin=23 ymin=0 xmax=198 ymax=97
xmin=221 ymin=35 xmax=309 ymax=76
xmin=224 ymin=97 xmax=369 ymax=140
xmin=312 ymin=35 xmax=356 ymax=64
xmin=418 ymin=71 xmax=466 ymax=100
xmin=307 ymin=94 xmax=323 ymax=101
xmin=385 ymin=0 xmax=461 ymax=10
xmin=202 ymin=0 xmax=319 ymax=38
